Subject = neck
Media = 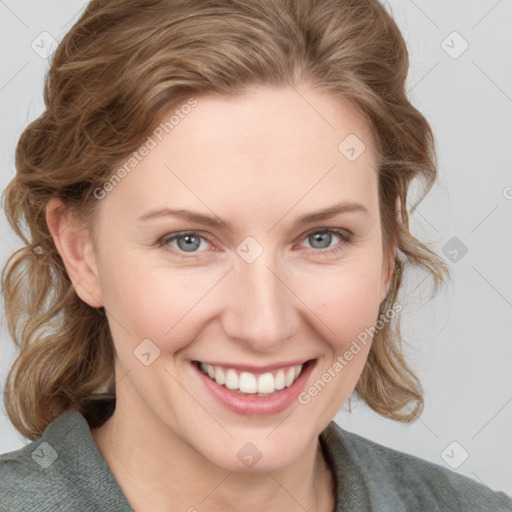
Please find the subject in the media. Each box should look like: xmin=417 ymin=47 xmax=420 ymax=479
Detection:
xmin=91 ymin=391 xmax=335 ymax=512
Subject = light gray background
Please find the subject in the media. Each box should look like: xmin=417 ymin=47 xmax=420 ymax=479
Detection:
xmin=1 ymin=0 xmax=511 ymax=497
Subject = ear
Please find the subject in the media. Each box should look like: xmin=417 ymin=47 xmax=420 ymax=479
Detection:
xmin=45 ymin=198 xmax=103 ymax=308
xmin=380 ymin=243 xmax=396 ymax=304
xmin=379 ymin=195 xmax=402 ymax=303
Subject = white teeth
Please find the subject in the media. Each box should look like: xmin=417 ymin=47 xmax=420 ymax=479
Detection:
xmin=225 ymin=369 xmax=239 ymax=390
xmin=285 ymin=367 xmax=296 ymax=387
xmin=214 ymin=366 xmax=225 ymax=385
xmin=239 ymin=372 xmax=257 ymax=393
xmin=274 ymin=369 xmax=285 ymax=390
xmin=198 ymin=362 xmax=304 ymax=395
xmin=257 ymin=373 xmax=274 ymax=393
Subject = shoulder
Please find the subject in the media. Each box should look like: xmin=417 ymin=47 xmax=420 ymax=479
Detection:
xmin=0 ymin=409 xmax=132 ymax=512
xmin=321 ymin=421 xmax=512 ymax=511
xmin=0 ymin=410 xmax=90 ymax=511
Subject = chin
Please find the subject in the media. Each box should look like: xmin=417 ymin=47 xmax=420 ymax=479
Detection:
xmin=189 ymin=421 xmax=319 ymax=474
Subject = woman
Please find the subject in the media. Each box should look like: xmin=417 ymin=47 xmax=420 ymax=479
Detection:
xmin=1 ymin=0 xmax=510 ymax=510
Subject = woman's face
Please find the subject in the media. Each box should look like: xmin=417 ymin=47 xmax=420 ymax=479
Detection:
xmin=84 ymin=85 xmax=393 ymax=472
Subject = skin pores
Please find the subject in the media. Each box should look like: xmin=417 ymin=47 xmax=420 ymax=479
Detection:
xmin=53 ymin=84 xmax=394 ymax=508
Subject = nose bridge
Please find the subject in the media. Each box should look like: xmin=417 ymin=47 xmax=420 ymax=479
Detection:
xmin=222 ymin=247 xmax=298 ymax=351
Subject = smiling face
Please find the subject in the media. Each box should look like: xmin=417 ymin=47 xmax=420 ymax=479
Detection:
xmin=71 ymin=84 xmax=393 ymax=472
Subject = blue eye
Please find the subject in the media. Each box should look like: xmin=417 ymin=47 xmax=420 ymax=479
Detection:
xmin=157 ymin=228 xmax=351 ymax=258
xmin=301 ymin=229 xmax=352 ymax=256
xmin=159 ymin=232 xmax=209 ymax=255
xmin=304 ymin=230 xmax=343 ymax=249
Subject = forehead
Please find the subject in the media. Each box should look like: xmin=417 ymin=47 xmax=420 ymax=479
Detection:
xmin=101 ymin=85 xmax=380 ymax=225
xmin=162 ymin=85 xmax=376 ymax=168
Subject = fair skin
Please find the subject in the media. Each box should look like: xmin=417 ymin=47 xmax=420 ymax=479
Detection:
xmin=46 ymin=85 xmax=394 ymax=512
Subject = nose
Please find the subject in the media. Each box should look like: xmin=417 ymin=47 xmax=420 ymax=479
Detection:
xmin=220 ymin=250 xmax=300 ymax=353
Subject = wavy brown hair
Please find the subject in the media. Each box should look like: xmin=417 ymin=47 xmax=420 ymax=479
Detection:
xmin=2 ymin=0 xmax=449 ymax=440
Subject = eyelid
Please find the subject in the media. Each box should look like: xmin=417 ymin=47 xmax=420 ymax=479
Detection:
xmin=300 ymin=226 xmax=352 ymax=241
xmin=297 ymin=228 xmax=352 ymax=256
xmin=157 ymin=227 xmax=352 ymax=256
xmin=157 ymin=230 xmax=213 ymax=254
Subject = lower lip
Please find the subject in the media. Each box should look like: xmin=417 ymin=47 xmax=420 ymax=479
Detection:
xmin=193 ymin=361 xmax=316 ymax=416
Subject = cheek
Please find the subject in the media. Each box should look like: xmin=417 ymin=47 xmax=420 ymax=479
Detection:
xmin=98 ymin=255 xmax=222 ymax=353
xmin=97 ymin=241 xmax=385 ymax=361
xmin=300 ymin=259 xmax=384 ymax=349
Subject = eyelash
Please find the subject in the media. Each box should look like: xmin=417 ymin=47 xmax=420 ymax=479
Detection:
xmin=156 ymin=228 xmax=352 ymax=259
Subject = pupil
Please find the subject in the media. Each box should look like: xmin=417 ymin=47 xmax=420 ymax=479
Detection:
xmin=178 ymin=234 xmax=200 ymax=252
xmin=311 ymin=232 xmax=330 ymax=249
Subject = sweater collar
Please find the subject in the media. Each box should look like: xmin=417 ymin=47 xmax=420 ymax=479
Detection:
xmin=49 ymin=401 xmax=365 ymax=511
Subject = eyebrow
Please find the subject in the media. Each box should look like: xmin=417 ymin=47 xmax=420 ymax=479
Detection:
xmin=138 ymin=201 xmax=368 ymax=230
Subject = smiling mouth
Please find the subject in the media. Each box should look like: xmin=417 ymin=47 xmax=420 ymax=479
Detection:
xmin=194 ymin=360 xmax=314 ymax=396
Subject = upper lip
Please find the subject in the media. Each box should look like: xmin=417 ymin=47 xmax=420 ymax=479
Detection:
xmin=193 ymin=359 xmax=314 ymax=373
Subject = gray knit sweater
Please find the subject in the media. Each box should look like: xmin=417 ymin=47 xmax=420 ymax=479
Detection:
xmin=1 ymin=407 xmax=511 ymax=511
